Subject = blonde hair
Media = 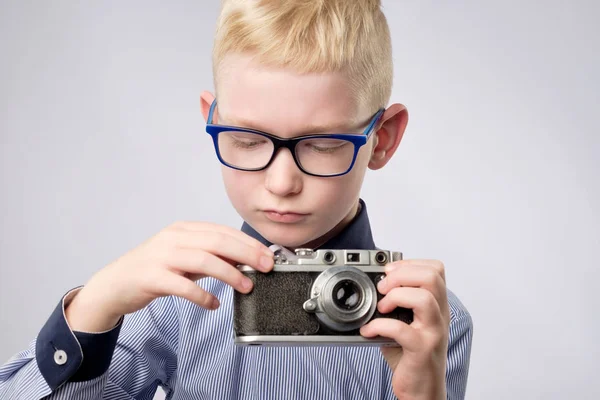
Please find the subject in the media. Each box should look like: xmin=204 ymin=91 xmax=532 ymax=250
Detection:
xmin=213 ymin=0 xmax=393 ymax=111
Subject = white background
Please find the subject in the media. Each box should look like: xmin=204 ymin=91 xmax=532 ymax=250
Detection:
xmin=1 ymin=1 xmax=598 ymax=399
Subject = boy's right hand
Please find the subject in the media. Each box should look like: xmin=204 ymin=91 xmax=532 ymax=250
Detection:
xmin=65 ymin=222 xmax=274 ymax=333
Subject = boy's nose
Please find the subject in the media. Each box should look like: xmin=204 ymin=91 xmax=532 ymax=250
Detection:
xmin=264 ymin=148 xmax=303 ymax=196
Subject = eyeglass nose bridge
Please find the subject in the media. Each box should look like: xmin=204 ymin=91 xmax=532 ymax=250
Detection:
xmin=263 ymin=136 xmax=308 ymax=172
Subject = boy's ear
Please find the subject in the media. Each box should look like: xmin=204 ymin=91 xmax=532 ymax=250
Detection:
xmin=368 ymin=103 xmax=409 ymax=170
xmin=200 ymin=91 xmax=216 ymax=123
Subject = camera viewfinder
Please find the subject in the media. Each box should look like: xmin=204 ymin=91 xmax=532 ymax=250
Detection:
xmin=346 ymin=252 xmax=360 ymax=263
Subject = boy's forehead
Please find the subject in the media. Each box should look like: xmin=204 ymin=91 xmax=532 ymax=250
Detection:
xmin=215 ymin=53 xmax=368 ymax=135
xmin=219 ymin=107 xmax=367 ymax=135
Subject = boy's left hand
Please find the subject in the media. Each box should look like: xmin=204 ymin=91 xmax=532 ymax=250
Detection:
xmin=360 ymin=259 xmax=450 ymax=400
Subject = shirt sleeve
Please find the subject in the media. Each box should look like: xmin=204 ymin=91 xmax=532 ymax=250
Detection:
xmin=445 ymin=290 xmax=474 ymax=400
xmin=34 ymin=287 xmax=123 ymax=389
xmin=0 ymin=287 xmax=179 ymax=399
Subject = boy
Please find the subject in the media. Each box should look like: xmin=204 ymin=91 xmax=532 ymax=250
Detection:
xmin=0 ymin=0 xmax=473 ymax=399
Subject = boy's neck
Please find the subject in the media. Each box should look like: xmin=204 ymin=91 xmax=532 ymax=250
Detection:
xmin=299 ymin=200 xmax=362 ymax=249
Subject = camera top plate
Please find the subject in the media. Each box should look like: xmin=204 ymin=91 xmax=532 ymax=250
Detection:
xmin=237 ymin=245 xmax=402 ymax=272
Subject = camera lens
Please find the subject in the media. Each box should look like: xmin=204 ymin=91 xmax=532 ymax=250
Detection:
xmin=332 ymin=279 xmax=362 ymax=311
xmin=309 ymin=266 xmax=378 ymax=331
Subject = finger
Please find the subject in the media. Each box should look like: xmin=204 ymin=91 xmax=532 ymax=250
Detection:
xmin=169 ymin=229 xmax=274 ymax=272
xmin=360 ymin=318 xmax=420 ymax=352
xmin=156 ymin=272 xmax=220 ymax=310
xmin=377 ymin=264 xmax=448 ymax=320
xmin=378 ymin=287 xmax=443 ymax=327
xmin=386 ymin=259 xmax=446 ymax=282
xmin=165 ymin=248 xmax=254 ymax=294
xmin=170 ymin=221 xmax=271 ymax=252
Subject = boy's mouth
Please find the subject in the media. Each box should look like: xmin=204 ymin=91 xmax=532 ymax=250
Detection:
xmin=262 ymin=209 xmax=309 ymax=223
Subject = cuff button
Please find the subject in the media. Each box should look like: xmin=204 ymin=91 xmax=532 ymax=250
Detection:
xmin=53 ymin=349 xmax=68 ymax=365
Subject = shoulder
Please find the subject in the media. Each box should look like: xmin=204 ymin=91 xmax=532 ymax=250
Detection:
xmin=446 ymin=288 xmax=473 ymax=340
xmin=447 ymin=289 xmax=471 ymax=322
xmin=445 ymin=289 xmax=473 ymax=399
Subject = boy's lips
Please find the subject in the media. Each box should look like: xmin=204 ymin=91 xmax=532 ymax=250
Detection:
xmin=262 ymin=209 xmax=309 ymax=223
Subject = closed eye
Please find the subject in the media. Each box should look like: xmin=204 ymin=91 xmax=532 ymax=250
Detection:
xmin=302 ymin=139 xmax=350 ymax=153
xmin=226 ymin=132 xmax=269 ymax=149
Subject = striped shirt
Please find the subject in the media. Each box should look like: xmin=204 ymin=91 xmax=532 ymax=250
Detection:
xmin=0 ymin=200 xmax=473 ymax=399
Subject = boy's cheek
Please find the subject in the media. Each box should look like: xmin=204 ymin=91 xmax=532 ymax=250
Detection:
xmin=221 ymin=169 xmax=259 ymax=208
xmin=222 ymin=167 xmax=257 ymax=191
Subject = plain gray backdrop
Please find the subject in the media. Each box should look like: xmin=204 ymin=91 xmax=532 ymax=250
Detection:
xmin=1 ymin=1 xmax=598 ymax=399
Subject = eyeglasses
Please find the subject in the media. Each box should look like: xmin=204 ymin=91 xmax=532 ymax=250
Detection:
xmin=205 ymin=100 xmax=384 ymax=177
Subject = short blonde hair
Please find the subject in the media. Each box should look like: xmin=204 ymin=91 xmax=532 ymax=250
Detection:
xmin=213 ymin=0 xmax=393 ymax=111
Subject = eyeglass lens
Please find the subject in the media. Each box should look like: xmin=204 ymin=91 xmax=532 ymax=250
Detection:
xmin=217 ymin=131 xmax=355 ymax=175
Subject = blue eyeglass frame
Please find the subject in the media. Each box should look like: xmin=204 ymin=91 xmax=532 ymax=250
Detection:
xmin=205 ymin=99 xmax=385 ymax=177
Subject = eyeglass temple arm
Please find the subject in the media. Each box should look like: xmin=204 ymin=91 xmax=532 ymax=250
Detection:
xmin=208 ymin=100 xmax=218 ymax=124
xmin=366 ymin=109 xmax=385 ymax=136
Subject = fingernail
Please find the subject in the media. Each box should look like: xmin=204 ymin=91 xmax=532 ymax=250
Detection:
xmin=211 ymin=298 xmax=220 ymax=309
xmin=377 ymin=278 xmax=387 ymax=291
xmin=264 ymin=248 xmax=274 ymax=257
xmin=242 ymin=277 xmax=253 ymax=290
xmin=260 ymin=256 xmax=273 ymax=270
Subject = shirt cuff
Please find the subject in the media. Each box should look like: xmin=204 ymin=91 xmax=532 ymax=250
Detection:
xmin=36 ymin=286 xmax=123 ymax=390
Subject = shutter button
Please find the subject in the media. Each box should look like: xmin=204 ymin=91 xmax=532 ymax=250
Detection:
xmin=54 ymin=349 xmax=67 ymax=365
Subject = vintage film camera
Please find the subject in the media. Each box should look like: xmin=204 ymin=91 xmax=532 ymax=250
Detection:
xmin=233 ymin=245 xmax=414 ymax=346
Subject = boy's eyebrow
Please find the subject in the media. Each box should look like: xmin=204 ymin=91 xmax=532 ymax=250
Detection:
xmin=221 ymin=114 xmax=365 ymax=135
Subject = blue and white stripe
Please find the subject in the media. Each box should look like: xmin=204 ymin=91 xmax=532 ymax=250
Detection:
xmin=0 ymin=277 xmax=472 ymax=399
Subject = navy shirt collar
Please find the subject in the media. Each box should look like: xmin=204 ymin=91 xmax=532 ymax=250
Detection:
xmin=241 ymin=198 xmax=376 ymax=250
